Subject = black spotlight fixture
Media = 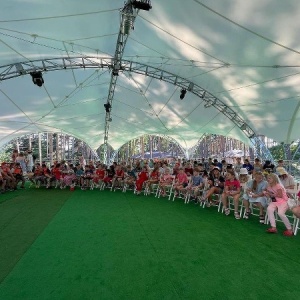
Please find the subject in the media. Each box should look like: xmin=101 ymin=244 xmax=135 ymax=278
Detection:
xmin=30 ymin=71 xmax=44 ymax=87
xmin=180 ymin=88 xmax=187 ymax=100
xmin=132 ymin=0 xmax=152 ymax=11
xmin=104 ymin=103 xmax=111 ymax=113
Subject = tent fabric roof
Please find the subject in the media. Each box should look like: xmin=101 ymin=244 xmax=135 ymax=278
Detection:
xmin=1 ymin=0 xmax=300 ymax=150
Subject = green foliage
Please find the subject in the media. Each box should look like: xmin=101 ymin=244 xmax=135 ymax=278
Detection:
xmin=291 ymin=144 xmax=300 ymax=160
xmin=268 ymin=144 xmax=284 ymax=160
xmin=0 ymin=142 xmax=15 ymax=162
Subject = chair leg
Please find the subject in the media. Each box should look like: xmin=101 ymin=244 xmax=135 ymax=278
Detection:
xmin=293 ymin=218 xmax=299 ymax=235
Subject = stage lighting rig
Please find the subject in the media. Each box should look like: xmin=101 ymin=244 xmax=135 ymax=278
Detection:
xmin=132 ymin=0 xmax=152 ymax=11
xmin=104 ymin=103 xmax=111 ymax=113
xmin=30 ymin=71 xmax=44 ymax=87
xmin=180 ymin=89 xmax=187 ymax=100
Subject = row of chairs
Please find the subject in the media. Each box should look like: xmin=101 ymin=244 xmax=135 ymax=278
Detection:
xmin=57 ymin=176 xmax=300 ymax=236
xmin=124 ymin=178 xmax=300 ymax=236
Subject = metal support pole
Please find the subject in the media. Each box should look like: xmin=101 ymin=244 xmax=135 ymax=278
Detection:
xmin=38 ymin=133 xmax=42 ymax=164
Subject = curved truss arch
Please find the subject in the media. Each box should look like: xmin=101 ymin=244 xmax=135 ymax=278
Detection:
xmin=0 ymin=56 xmax=273 ymax=161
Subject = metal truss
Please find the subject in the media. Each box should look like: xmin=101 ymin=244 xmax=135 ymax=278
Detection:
xmin=0 ymin=56 xmax=273 ymax=161
xmin=0 ymin=56 xmax=255 ymax=137
xmin=0 ymin=56 xmax=256 ymax=138
xmin=103 ymin=0 xmax=138 ymax=164
xmin=250 ymin=136 xmax=273 ymax=162
xmin=292 ymin=140 xmax=300 ymax=160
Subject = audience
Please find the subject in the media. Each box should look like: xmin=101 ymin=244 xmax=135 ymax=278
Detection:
xmin=1 ymin=155 xmax=300 ymax=237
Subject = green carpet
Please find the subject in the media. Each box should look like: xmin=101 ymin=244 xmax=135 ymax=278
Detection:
xmin=0 ymin=188 xmax=300 ymax=300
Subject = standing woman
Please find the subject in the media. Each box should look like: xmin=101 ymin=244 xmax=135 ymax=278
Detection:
xmin=264 ymin=173 xmax=293 ymax=236
xmin=26 ymin=150 xmax=34 ymax=173
xmin=15 ymin=152 xmax=27 ymax=174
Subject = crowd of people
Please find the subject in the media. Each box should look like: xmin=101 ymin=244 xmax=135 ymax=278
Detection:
xmin=1 ymin=151 xmax=300 ymax=236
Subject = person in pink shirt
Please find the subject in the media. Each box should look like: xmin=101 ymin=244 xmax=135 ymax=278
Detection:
xmin=264 ymin=173 xmax=293 ymax=236
xmin=174 ymin=168 xmax=189 ymax=196
xmin=159 ymin=168 xmax=174 ymax=197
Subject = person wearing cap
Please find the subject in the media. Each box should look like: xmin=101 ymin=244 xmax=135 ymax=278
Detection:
xmin=238 ymin=168 xmax=250 ymax=184
xmin=276 ymin=167 xmax=295 ymax=190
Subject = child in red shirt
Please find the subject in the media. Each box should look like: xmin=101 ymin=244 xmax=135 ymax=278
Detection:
xmin=135 ymin=166 xmax=149 ymax=194
xmin=221 ymin=170 xmax=241 ymax=219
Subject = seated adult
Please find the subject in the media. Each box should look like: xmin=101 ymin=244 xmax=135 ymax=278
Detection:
xmin=276 ymin=167 xmax=295 ymax=190
xmin=201 ymin=167 xmax=225 ymax=206
xmin=243 ymin=171 xmax=268 ymax=223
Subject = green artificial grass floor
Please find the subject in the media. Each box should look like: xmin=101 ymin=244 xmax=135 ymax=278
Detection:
xmin=0 ymin=187 xmax=300 ymax=300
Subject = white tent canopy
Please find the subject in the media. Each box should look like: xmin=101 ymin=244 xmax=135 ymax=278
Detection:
xmin=1 ymin=0 xmax=300 ymax=151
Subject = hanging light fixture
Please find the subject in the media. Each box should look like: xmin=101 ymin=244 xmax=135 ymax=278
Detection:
xmin=30 ymin=71 xmax=44 ymax=87
xmin=180 ymin=89 xmax=187 ymax=100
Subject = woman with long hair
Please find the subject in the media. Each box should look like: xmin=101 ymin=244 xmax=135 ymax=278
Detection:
xmin=264 ymin=173 xmax=293 ymax=236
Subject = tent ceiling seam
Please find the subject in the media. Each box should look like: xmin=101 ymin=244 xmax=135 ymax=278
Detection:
xmin=193 ymin=0 xmax=300 ymax=56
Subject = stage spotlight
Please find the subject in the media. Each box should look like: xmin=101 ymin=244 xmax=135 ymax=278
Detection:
xmin=180 ymin=89 xmax=187 ymax=100
xmin=30 ymin=71 xmax=44 ymax=87
xmin=104 ymin=103 xmax=111 ymax=113
xmin=132 ymin=0 xmax=152 ymax=11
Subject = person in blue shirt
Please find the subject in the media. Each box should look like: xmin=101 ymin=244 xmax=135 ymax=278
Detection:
xmin=242 ymin=159 xmax=254 ymax=175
